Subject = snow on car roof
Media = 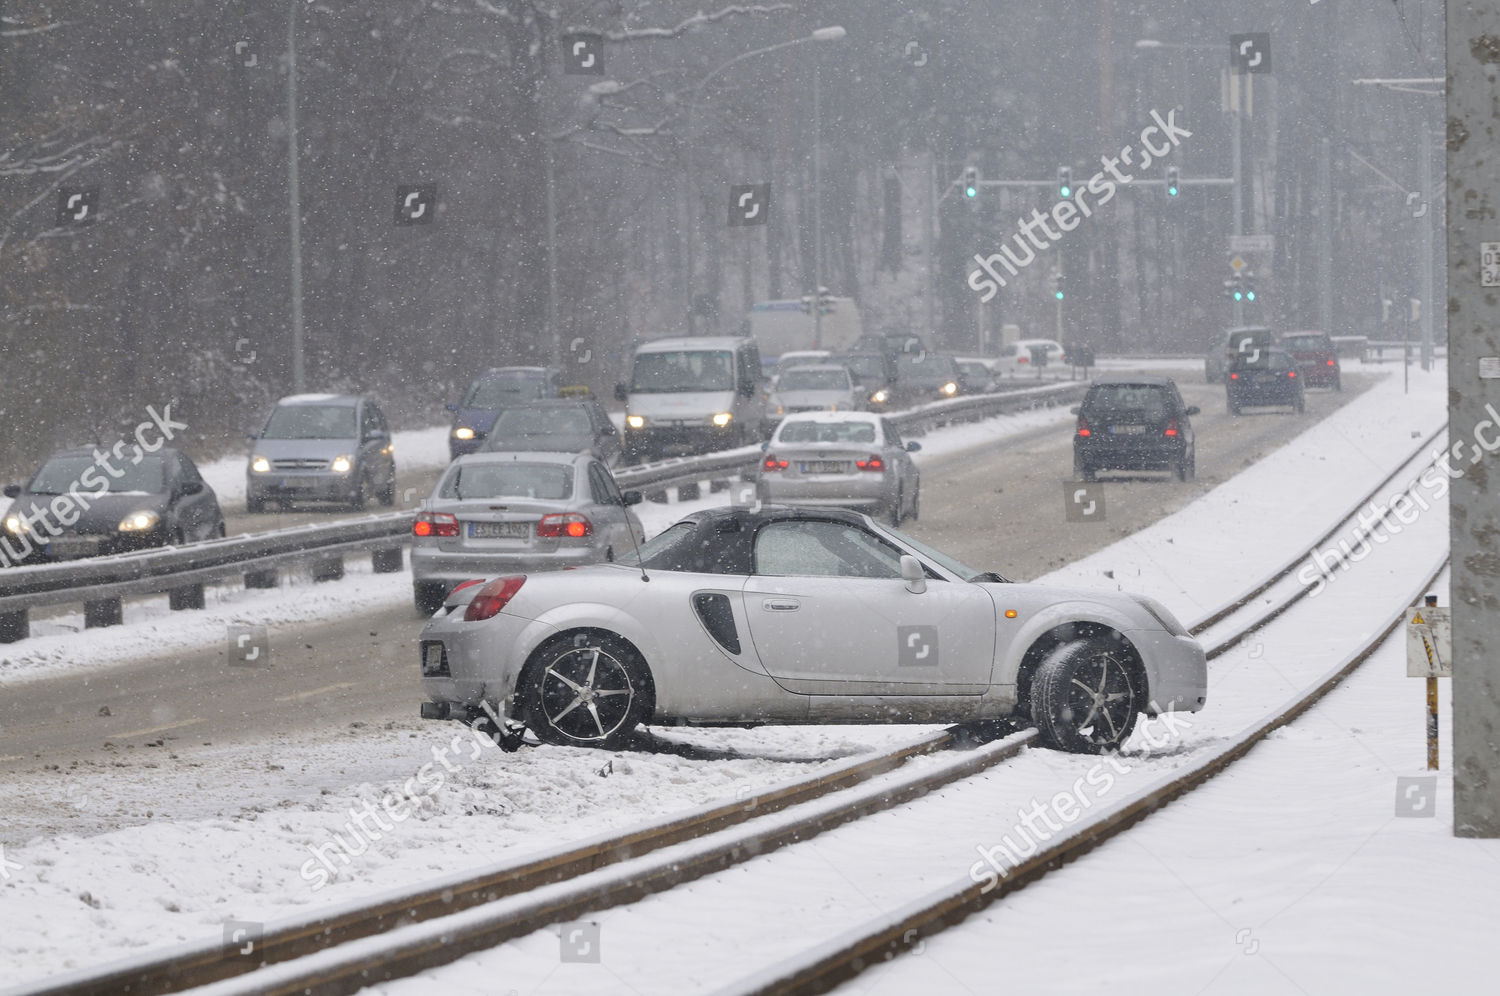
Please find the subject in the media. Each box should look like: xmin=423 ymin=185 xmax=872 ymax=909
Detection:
xmin=636 ymin=336 xmax=748 ymax=352
xmin=779 ymin=409 xmax=877 ymax=422
xmin=277 ymin=393 xmax=353 ymax=404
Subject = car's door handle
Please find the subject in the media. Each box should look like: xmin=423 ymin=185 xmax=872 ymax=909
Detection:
xmin=762 ymin=598 xmax=800 ymax=611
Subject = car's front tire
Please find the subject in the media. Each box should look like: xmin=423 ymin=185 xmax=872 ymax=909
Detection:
xmin=378 ymin=472 xmax=396 ymax=506
xmin=246 ymin=495 xmax=265 ymax=514
xmin=889 ymin=485 xmax=904 ymax=526
xmin=1030 ymin=635 xmax=1142 ymax=753
xmin=520 ymin=631 xmax=653 ymax=750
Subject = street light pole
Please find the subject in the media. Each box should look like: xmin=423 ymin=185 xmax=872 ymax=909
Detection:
xmin=286 ymin=0 xmax=305 ymax=393
xmin=812 ymin=57 xmax=822 ymax=349
xmin=681 ymin=26 xmax=846 ymax=335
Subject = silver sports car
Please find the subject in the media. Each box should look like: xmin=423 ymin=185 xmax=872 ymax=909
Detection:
xmin=416 ymin=506 xmax=1207 ymax=754
xmin=410 ymin=450 xmax=644 ymax=615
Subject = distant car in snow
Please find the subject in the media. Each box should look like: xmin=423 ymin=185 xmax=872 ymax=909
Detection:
xmin=415 ymin=505 xmax=1207 ymax=753
xmin=246 ymin=394 xmax=395 ymax=512
xmin=756 ymin=411 xmax=920 ymax=525
xmin=1072 ymin=375 xmax=1198 ymax=482
xmin=768 ymin=364 xmax=858 ymax=415
xmin=1227 ymin=349 xmax=1305 ymax=415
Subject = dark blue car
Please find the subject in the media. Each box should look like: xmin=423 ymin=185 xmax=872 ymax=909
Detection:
xmin=446 ymin=367 xmax=562 ymax=459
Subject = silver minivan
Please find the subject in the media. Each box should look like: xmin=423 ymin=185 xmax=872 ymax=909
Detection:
xmin=615 ymin=336 xmax=767 ymax=463
xmin=246 ymin=394 xmax=396 ymax=511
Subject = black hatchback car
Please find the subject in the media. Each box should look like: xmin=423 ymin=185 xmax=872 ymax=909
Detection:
xmin=479 ymin=398 xmax=622 ymax=466
xmin=2 ymin=447 xmax=225 ymax=565
xmin=1227 ymin=349 xmax=1305 ymax=414
xmin=1072 ymin=376 xmax=1198 ymax=482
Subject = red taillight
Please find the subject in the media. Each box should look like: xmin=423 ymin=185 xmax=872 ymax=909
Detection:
xmin=1076 ymin=415 xmax=1091 ymax=438
xmin=450 ymin=578 xmax=486 ymax=598
xmin=464 ymin=575 xmax=526 ymax=621
xmin=537 ymin=513 xmax=592 ymax=538
xmin=1229 ymin=372 xmax=1239 ymax=380
xmin=1164 ymin=418 xmax=1179 ymax=437
xmin=414 ymin=512 xmax=459 ymax=538
xmin=1018 ymin=356 xmax=1029 ymax=364
xmin=1287 ymin=370 xmax=1297 ymax=378
xmin=856 ymin=455 xmax=885 ymax=472
xmin=763 ymin=455 xmax=789 ymax=471
xmin=1327 ymin=358 xmax=1336 ymax=366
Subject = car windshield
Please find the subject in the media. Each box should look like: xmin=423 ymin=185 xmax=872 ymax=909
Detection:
xmin=1281 ymin=335 xmax=1330 ymax=352
xmin=839 ymin=355 xmax=884 ymax=379
xmin=492 ymin=408 xmax=591 ymax=437
xmin=442 ymin=462 xmax=573 ymax=500
xmin=463 ymin=374 xmax=546 ymax=409
xmin=262 ymin=404 xmax=357 ymax=439
xmin=31 ymin=454 xmax=164 ymax=495
xmin=1084 ymin=384 xmax=1171 ymax=416
xmin=896 ymin=353 xmax=959 ymax=378
xmin=779 ymin=369 xmax=848 ymax=392
xmin=615 ymin=520 xmax=695 ymax=568
xmin=874 ymin=522 xmax=987 ymax=581
xmin=631 ymin=350 xmax=735 ymax=393
xmin=959 ymin=362 xmax=989 ymax=378
xmin=777 ymin=420 xmax=877 ymax=444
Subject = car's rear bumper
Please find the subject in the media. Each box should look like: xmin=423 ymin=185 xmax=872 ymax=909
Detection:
xmin=1075 ymin=438 xmax=1185 ymax=471
xmin=411 ymin=544 xmax=603 ymax=585
xmin=760 ymin=476 xmax=890 ymax=508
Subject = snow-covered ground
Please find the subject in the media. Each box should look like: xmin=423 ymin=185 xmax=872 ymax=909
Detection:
xmin=2 ymin=363 xmax=1474 ymax=993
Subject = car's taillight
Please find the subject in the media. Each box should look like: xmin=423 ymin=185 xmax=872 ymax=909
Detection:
xmin=1327 ymin=358 xmax=1336 ymax=366
xmin=856 ymin=455 xmax=885 ymax=472
xmin=1018 ymin=356 xmax=1029 ymax=364
xmin=1076 ymin=415 xmax=1091 ymax=438
xmin=450 ymin=578 xmax=486 ymax=598
xmin=1164 ymin=418 xmax=1179 ymax=437
xmin=464 ymin=575 xmax=526 ymax=621
xmin=413 ymin=512 xmax=460 ymax=538
xmin=763 ymin=455 xmax=789 ymax=471
xmin=1229 ymin=372 xmax=1239 ymax=380
xmin=536 ymin=513 xmax=592 ymax=538
xmin=1287 ymin=370 xmax=1297 ymax=378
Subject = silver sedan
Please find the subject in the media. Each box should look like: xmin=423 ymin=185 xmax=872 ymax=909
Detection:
xmin=415 ymin=506 xmax=1207 ymax=754
xmin=410 ymin=451 xmax=644 ymax=614
xmin=756 ymin=412 xmax=920 ymax=525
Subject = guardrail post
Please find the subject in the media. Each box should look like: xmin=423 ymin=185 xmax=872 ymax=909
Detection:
xmin=372 ymin=548 xmax=403 ymax=574
xmin=312 ymin=556 xmax=345 ymax=582
xmin=677 ymin=482 xmax=701 ymax=501
xmin=84 ymin=597 xmax=122 ymax=628
xmin=0 ymin=610 xmax=27 ymax=643
xmin=244 ymin=568 xmax=279 ymax=589
xmin=168 ymin=584 xmax=205 ymax=610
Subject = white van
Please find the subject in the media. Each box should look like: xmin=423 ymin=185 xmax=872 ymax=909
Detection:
xmin=615 ymin=336 xmax=767 ymax=463
xmin=742 ymin=297 xmax=863 ymax=358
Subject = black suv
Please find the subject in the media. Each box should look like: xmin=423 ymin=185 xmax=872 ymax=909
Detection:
xmin=1072 ymin=375 xmax=1198 ymax=482
xmin=1227 ymin=349 xmax=1305 ymax=414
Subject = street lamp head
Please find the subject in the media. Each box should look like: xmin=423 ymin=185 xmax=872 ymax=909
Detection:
xmin=811 ymin=26 xmax=847 ymax=42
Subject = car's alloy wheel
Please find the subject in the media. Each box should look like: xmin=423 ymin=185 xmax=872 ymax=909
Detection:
xmin=523 ymin=633 xmax=650 ymax=749
xmin=1030 ymin=636 xmax=1141 ymax=753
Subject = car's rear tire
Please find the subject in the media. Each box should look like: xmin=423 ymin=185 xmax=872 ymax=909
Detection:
xmin=889 ymin=485 xmax=904 ymax=526
xmin=414 ymin=582 xmax=447 ymax=616
xmin=1173 ymin=455 xmax=1188 ymax=482
xmin=520 ymin=631 xmax=653 ymax=750
xmin=247 ymin=496 xmax=265 ymax=514
xmin=1294 ymin=394 xmax=1305 ymax=414
xmin=378 ymin=473 xmax=396 ymax=506
xmin=909 ymin=483 xmax=920 ymax=522
xmin=1227 ymin=396 xmax=1240 ymax=416
xmin=1334 ymin=374 xmax=1342 ymax=392
xmin=1030 ymin=635 xmax=1142 ymax=753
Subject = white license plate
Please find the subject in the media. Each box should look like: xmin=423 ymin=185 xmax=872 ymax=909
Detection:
xmin=1110 ymin=424 xmax=1147 ymax=435
xmin=470 ymin=522 xmax=531 ymax=539
xmin=422 ymin=643 xmax=446 ymax=674
xmin=800 ymin=460 xmax=849 ymax=474
xmin=49 ymin=537 xmax=100 ymax=558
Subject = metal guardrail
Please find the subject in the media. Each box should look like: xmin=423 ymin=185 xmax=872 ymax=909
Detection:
xmin=0 ymin=381 xmax=1087 ymax=642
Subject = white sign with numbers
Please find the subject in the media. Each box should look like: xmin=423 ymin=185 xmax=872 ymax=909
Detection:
xmin=1483 ymin=243 xmax=1500 ymax=287
xmin=1406 ymin=606 xmax=1452 ymax=677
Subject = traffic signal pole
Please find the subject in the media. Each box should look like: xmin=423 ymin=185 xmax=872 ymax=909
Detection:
xmin=1229 ymin=71 xmax=1244 ymax=327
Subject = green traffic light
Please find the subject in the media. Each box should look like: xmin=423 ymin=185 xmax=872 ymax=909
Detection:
xmin=1059 ymin=185 xmax=1071 ymax=197
xmin=1055 ymin=290 xmax=1064 ymax=300
xmin=1246 ymin=290 xmax=1256 ymax=301
xmin=965 ymin=185 xmax=977 ymax=198
xmin=1233 ymin=290 xmax=1244 ymax=301
xmin=1167 ymin=185 xmax=1179 ymax=197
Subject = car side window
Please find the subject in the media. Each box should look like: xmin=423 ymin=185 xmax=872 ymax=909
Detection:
xmin=881 ymin=419 xmax=902 ymax=448
xmin=587 ymin=464 xmax=619 ymax=505
xmin=360 ymin=404 xmax=379 ymax=439
xmin=177 ymin=453 xmax=204 ymax=485
xmin=754 ymin=520 xmax=904 ymax=579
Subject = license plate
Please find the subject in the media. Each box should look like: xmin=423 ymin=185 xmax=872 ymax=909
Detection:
xmin=1110 ymin=424 xmax=1146 ymax=435
xmin=422 ymin=643 xmax=447 ymax=675
xmin=469 ymin=521 xmax=530 ymax=539
xmin=800 ymin=460 xmax=848 ymax=474
xmin=48 ymin=537 xmax=100 ymax=559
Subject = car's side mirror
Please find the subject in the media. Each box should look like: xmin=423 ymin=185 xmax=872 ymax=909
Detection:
xmin=2 ymin=484 xmax=19 ymax=499
xmin=1185 ymin=405 xmax=1201 ymax=416
xmin=1069 ymin=406 xmax=1081 ymax=415
xmin=900 ymin=554 xmax=927 ymax=594
xmin=905 ymin=441 xmax=921 ymax=452
xmin=620 ymin=490 xmax=643 ymax=507
xmin=614 ymin=384 xmax=629 ymax=402
xmin=444 ymin=403 xmax=458 ymax=413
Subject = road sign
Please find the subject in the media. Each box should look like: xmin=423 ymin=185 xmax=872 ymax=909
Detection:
xmin=1229 ymin=235 xmax=1275 ymax=253
xmin=1482 ymin=242 xmax=1500 ymax=287
xmin=1406 ymin=606 xmax=1452 ymax=677
xmin=1229 ymin=255 xmax=1246 ymax=273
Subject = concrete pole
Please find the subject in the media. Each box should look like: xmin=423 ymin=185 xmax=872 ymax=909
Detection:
xmin=812 ymin=59 xmax=823 ymax=350
xmin=1449 ymin=0 xmax=1500 ymax=838
xmin=1230 ymin=72 xmax=1244 ymax=328
xmin=546 ymin=134 xmax=560 ymax=366
xmin=286 ymin=0 xmax=305 ymax=393
xmin=925 ymin=152 xmax=936 ymax=340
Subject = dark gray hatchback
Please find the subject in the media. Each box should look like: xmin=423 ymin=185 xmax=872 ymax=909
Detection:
xmin=1072 ymin=375 xmax=1198 ymax=482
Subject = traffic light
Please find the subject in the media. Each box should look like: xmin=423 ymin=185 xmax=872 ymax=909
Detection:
xmin=1165 ymin=166 xmax=1180 ymax=197
xmin=1242 ymin=270 xmax=1256 ymax=302
xmin=1057 ymin=166 xmax=1072 ymax=198
xmin=1223 ymin=277 xmax=1243 ymax=302
xmin=817 ymin=290 xmax=836 ymax=315
xmin=1053 ymin=270 xmax=1065 ymax=301
xmin=962 ymin=166 xmax=979 ymax=199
